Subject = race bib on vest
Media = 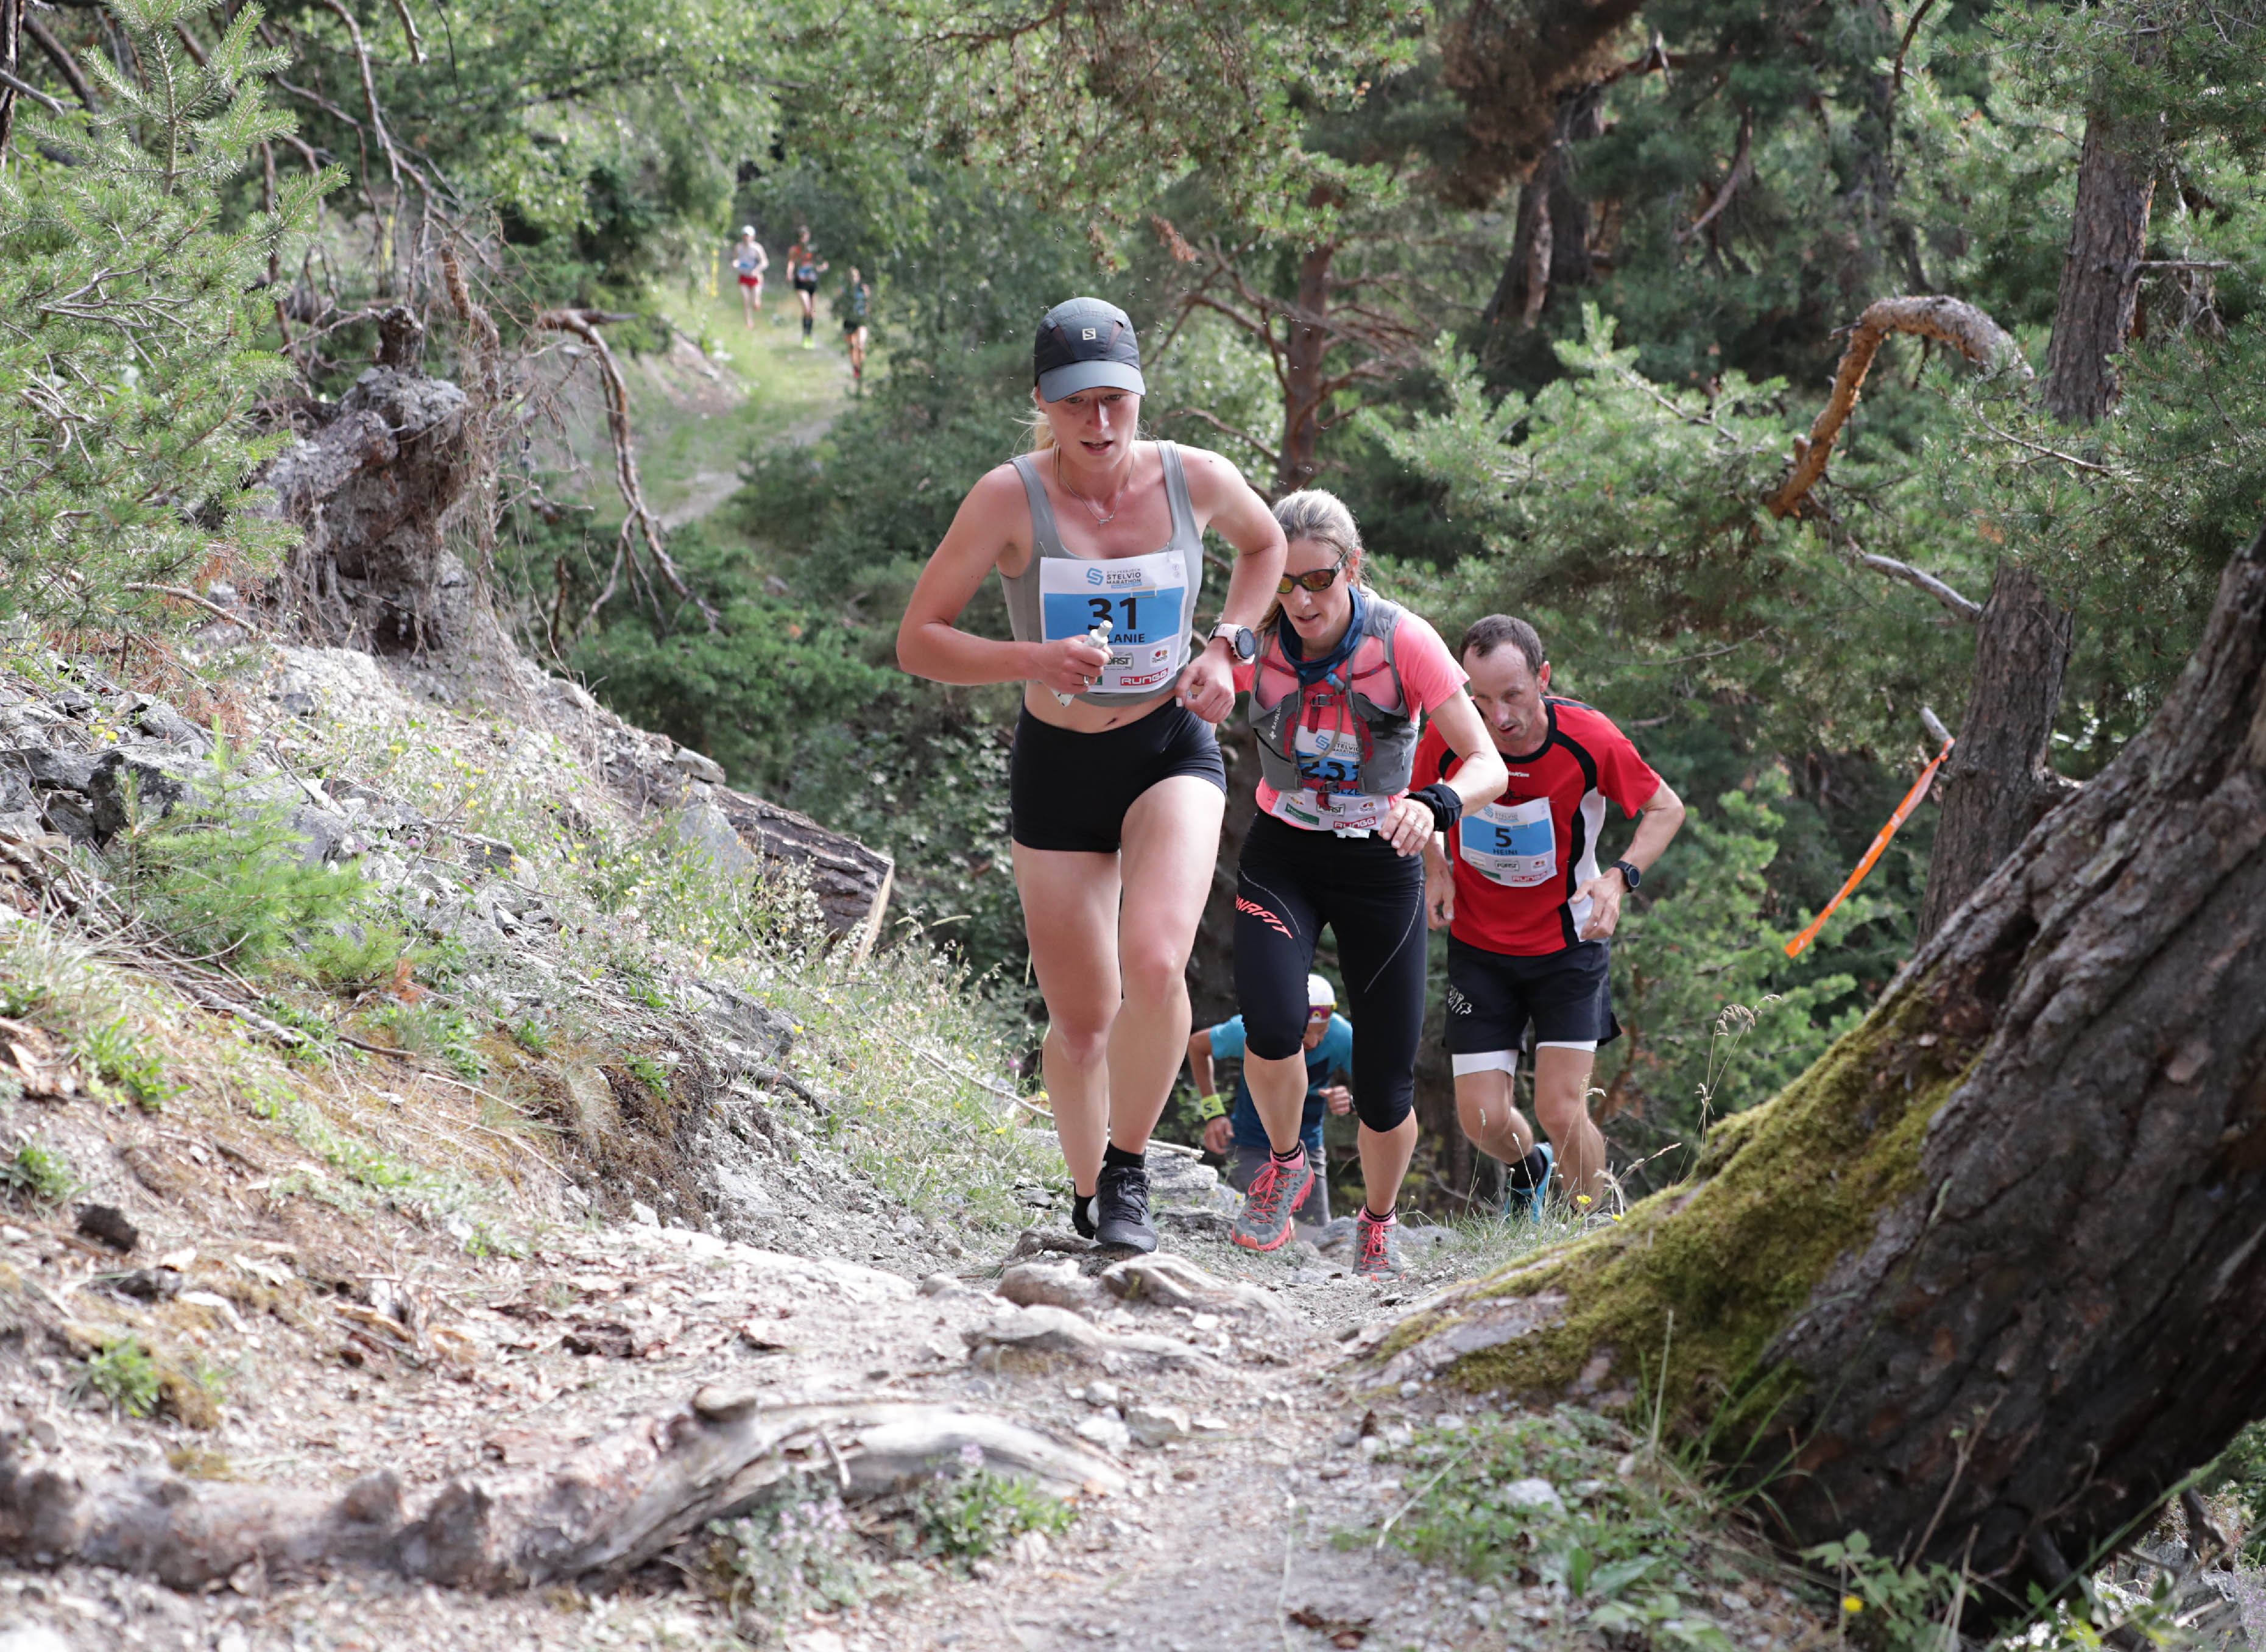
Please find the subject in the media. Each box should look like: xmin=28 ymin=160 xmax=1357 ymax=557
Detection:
xmin=1268 ymin=784 xmax=1391 ymax=835
xmin=1040 ymin=552 xmax=1188 ymax=695
xmin=1460 ymin=796 xmax=1557 ymax=886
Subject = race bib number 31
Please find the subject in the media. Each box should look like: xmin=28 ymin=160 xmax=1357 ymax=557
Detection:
xmin=1040 ymin=552 xmax=1188 ymax=695
xmin=1461 ymin=796 xmax=1557 ymax=886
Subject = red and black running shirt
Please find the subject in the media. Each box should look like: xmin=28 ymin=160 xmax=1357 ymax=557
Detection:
xmin=1412 ymin=698 xmax=1663 ymax=956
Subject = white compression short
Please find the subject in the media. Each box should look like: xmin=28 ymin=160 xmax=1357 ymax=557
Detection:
xmin=1450 ymin=1040 xmax=1598 ymax=1078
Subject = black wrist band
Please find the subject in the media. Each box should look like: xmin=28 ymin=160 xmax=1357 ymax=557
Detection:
xmin=1414 ymin=783 xmax=1463 ymax=833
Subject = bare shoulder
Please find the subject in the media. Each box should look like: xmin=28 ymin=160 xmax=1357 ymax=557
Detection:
xmin=933 ymin=459 xmax=1037 ymax=570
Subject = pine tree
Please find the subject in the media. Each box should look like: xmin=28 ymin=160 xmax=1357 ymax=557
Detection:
xmin=0 ymin=0 xmax=335 ymax=628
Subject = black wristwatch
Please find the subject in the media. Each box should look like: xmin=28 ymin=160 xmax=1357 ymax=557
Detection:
xmin=1614 ymin=858 xmax=1642 ymax=891
xmin=1207 ymin=622 xmax=1257 ymax=662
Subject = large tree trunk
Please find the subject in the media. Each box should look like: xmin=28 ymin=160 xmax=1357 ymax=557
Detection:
xmin=1274 ymin=242 xmax=1336 ymax=496
xmin=1914 ymin=104 xmax=2155 ymax=930
xmin=1913 ymin=562 xmax=2077 ymax=940
xmin=1478 ymin=83 xmax=1606 ymax=361
xmin=1356 ymin=517 xmax=2266 ymax=1620
xmin=2042 ymin=114 xmax=2158 ymax=424
xmin=1436 ymin=0 xmax=1649 ymax=208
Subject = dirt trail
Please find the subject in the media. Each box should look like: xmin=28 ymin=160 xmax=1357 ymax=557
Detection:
xmin=0 ymin=1124 xmax=1824 ymax=1652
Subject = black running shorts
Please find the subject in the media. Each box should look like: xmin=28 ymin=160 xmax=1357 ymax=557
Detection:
xmin=1445 ymin=935 xmax=1621 ymax=1053
xmin=1009 ymin=704 xmax=1225 ymax=853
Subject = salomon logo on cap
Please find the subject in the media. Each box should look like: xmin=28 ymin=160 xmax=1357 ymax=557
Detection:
xmin=1034 ymin=297 xmax=1145 ymax=401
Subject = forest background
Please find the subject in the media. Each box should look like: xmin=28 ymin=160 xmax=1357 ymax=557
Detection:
xmin=6 ymin=0 xmax=2261 ymax=1213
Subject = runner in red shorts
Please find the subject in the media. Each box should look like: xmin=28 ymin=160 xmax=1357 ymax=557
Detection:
xmin=1414 ymin=615 xmax=1684 ymax=1217
xmin=732 ymin=227 xmax=767 ymax=328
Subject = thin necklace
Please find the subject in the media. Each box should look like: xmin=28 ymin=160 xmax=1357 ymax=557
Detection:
xmin=1056 ymin=448 xmax=1129 ymax=526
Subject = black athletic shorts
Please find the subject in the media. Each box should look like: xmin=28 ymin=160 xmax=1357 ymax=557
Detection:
xmin=1445 ymin=935 xmax=1621 ymax=1053
xmin=1009 ymin=704 xmax=1225 ymax=853
xmin=842 ymin=316 xmax=866 ymax=333
xmin=792 ymin=277 xmax=818 ymax=292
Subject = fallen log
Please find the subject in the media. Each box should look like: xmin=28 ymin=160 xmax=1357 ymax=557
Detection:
xmin=0 ymin=1393 xmax=1121 ymax=1591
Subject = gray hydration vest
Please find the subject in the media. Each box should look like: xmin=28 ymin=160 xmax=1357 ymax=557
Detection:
xmin=1251 ymin=593 xmax=1418 ymax=802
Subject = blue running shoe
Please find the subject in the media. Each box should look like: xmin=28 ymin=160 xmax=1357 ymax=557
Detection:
xmin=1504 ymin=1142 xmax=1553 ymax=1224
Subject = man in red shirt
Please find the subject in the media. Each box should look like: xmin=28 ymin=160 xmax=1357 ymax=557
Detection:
xmin=1414 ymin=615 xmax=1685 ymax=1213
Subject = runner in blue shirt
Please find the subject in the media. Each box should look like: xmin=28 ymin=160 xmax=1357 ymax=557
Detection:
xmin=1186 ymin=973 xmax=1352 ymax=1226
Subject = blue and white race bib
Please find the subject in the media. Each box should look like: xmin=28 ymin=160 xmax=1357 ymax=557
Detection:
xmin=1460 ymin=796 xmax=1556 ymax=886
xmin=1039 ymin=552 xmax=1188 ymax=696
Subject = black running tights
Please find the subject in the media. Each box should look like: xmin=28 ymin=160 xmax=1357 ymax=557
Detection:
xmin=1232 ymin=813 xmax=1426 ymax=1134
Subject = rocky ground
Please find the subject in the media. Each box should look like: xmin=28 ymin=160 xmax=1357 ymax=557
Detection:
xmin=0 ymin=1135 xmax=1833 ymax=1652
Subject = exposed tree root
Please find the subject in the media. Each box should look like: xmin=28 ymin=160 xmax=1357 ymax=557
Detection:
xmin=0 ymin=1393 xmax=1121 ymax=1591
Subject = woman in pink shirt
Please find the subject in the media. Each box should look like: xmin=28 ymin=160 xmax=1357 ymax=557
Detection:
xmin=1222 ymin=491 xmax=1506 ymax=1277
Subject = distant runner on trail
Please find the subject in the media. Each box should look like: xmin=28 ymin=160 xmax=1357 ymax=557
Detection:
xmin=1223 ymin=492 xmax=1508 ymax=1280
xmin=840 ymin=266 xmax=871 ymax=389
xmin=1415 ymin=614 xmax=1685 ymax=1217
xmin=1187 ymin=973 xmax=1352 ymax=1228
xmin=732 ymin=227 xmax=768 ymax=327
xmin=896 ymin=297 xmax=1286 ymax=1254
xmin=788 ymin=227 xmax=827 ymax=348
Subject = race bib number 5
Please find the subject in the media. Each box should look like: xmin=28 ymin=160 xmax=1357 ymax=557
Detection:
xmin=1460 ymin=796 xmax=1556 ymax=886
xmin=1040 ymin=552 xmax=1188 ymax=695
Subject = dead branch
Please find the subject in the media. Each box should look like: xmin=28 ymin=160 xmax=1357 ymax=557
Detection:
xmin=1675 ymin=105 xmax=1753 ymax=245
xmin=314 ymin=0 xmax=413 ymax=194
xmin=120 ymin=582 xmax=269 ymax=633
xmin=384 ymin=0 xmax=425 ymax=65
xmin=1769 ymin=295 xmax=2028 ymax=518
xmin=532 ymin=309 xmax=718 ymax=634
xmin=0 ymin=1396 xmax=1120 ymax=1589
xmin=1168 ymin=406 xmax=1282 ymax=469
xmin=1857 ymin=554 xmax=1983 ymax=620
xmin=0 ymin=65 xmax=63 ymax=115
xmin=1892 ymin=0 xmax=1938 ymax=90
xmin=22 ymin=16 xmax=94 ymax=110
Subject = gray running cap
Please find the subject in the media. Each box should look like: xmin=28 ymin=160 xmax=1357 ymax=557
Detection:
xmin=1034 ymin=297 xmax=1145 ymax=401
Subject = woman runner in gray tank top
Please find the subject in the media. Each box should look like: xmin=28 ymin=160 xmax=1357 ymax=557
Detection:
xmin=898 ymin=297 xmax=1285 ymax=1252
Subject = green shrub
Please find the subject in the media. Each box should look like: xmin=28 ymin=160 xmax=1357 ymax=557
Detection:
xmin=1354 ymin=1410 xmax=1768 ymax=1649
xmin=710 ymin=1489 xmax=874 ymax=1635
xmin=80 ymin=1338 xmax=162 ymax=1417
xmin=1 ymin=1138 xmax=79 ymax=1204
xmin=78 ymin=1015 xmax=178 ymax=1110
xmin=365 ymin=1002 xmax=487 ymax=1082
xmin=113 ymin=744 xmax=409 ymax=983
xmin=912 ymin=1449 xmax=1078 ymax=1562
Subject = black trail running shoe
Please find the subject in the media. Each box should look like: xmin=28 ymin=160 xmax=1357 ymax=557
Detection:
xmin=1092 ymin=1162 xmax=1157 ymax=1252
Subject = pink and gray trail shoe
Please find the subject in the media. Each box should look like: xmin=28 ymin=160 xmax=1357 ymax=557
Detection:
xmin=1230 ymin=1152 xmax=1313 ymax=1252
xmin=1353 ymin=1207 xmax=1406 ymax=1280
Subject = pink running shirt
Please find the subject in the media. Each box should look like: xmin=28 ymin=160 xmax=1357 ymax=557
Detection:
xmin=1233 ymin=604 xmax=1469 ymax=832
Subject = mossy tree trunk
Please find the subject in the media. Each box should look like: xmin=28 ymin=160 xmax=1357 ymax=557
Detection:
xmin=1361 ymin=518 xmax=2266 ymax=1617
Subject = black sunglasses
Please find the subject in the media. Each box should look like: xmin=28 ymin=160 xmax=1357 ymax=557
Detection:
xmin=1277 ymin=551 xmax=1350 ymax=595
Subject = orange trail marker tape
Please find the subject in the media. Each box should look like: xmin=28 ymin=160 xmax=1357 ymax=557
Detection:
xmin=1784 ymin=735 xmax=1954 ymax=959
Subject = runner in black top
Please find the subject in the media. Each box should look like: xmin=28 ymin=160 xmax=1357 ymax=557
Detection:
xmin=788 ymin=226 xmax=827 ymax=348
xmin=841 ymin=267 xmax=871 ymax=388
